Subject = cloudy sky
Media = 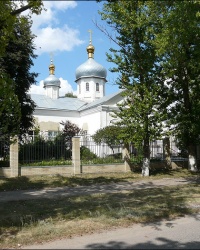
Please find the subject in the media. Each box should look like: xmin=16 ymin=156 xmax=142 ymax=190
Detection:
xmin=25 ymin=0 xmax=120 ymax=97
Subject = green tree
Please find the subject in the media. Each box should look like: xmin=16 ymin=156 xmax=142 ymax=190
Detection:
xmin=150 ymin=0 xmax=200 ymax=171
xmin=0 ymin=1 xmax=43 ymax=137
xmin=0 ymin=1 xmax=43 ymax=57
xmin=98 ymin=0 xmax=165 ymax=176
xmin=92 ymin=125 xmax=122 ymax=153
xmin=1 ymin=16 xmax=38 ymax=136
xmin=65 ymin=92 xmax=77 ymax=98
xmin=0 ymin=72 xmax=20 ymax=138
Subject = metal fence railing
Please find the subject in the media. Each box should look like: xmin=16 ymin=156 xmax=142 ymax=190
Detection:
xmin=80 ymin=135 xmax=124 ymax=164
xmin=19 ymin=134 xmax=72 ymax=166
xmin=1 ymin=134 xmax=195 ymax=168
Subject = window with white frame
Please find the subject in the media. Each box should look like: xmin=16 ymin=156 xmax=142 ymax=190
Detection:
xmin=86 ymin=82 xmax=89 ymax=91
xmin=96 ymin=82 xmax=99 ymax=91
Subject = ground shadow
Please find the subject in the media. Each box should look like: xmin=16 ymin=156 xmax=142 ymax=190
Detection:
xmin=86 ymin=238 xmax=200 ymax=249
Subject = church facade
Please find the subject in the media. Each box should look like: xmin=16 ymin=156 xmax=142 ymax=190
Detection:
xmin=30 ymin=39 xmax=123 ymax=138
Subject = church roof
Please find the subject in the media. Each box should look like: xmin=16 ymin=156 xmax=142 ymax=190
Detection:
xmin=78 ymin=90 xmax=123 ymax=111
xmin=31 ymin=94 xmax=87 ymax=111
xmin=31 ymin=90 xmax=123 ymax=112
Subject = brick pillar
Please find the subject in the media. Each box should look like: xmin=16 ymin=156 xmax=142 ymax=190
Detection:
xmin=72 ymin=136 xmax=81 ymax=175
xmin=10 ymin=136 xmax=20 ymax=177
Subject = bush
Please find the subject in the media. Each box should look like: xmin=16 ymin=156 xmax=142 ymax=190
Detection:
xmin=80 ymin=146 xmax=97 ymax=160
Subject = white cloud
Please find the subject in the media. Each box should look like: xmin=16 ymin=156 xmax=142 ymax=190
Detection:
xmin=59 ymin=78 xmax=75 ymax=96
xmin=28 ymin=78 xmax=76 ymax=97
xmin=43 ymin=1 xmax=77 ymax=11
xmin=26 ymin=0 xmax=84 ymax=55
xmin=35 ymin=25 xmax=83 ymax=55
xmin=28 ymin=80 xmax=45 ymax=95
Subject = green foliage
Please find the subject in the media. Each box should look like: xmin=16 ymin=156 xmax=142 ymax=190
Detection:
xmin=99 ymin=1 xmax=165 ymax=161
xmin=92 ymin=125 xmax=123 ymax=153
xmin=80 ymin=146 xmax=98 ymax=161
xmin=99 ymin=0 xmax=200 ymax=168
xmin=1 ymin=16 xmax=37 ymax=136
xmin=65 ymin=92 xmax=77 ymax=98
xmin=0 ymin=72 xmax=21 ymax=137
xmin=148 ymin=1 xmax=200 ymax=160
xmin=0 ymin=1 xmax=44 ymax=137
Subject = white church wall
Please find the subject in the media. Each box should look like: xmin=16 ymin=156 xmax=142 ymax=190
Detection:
xmin=79 ymin=112 xmax=101 ymax=135
xmin=34 ymin=114 xmax=80 ymax=134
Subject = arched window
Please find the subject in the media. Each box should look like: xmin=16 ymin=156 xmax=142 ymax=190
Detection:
xmin=86 ymin=82 xmax=89 ymax=91
xmin=96 ymin=83 xmax=99 ymax=91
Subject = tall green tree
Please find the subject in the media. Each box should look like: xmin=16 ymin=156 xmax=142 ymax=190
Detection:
xmin=0 ymin=1 xmax=43 ymax=137
xmin=98 ymin=0 xmax=165 ymax=176
xmin=1 ymin=16 xmax=38 ymax=136
xmin=149 ymin=0 xmax=200 ymax=171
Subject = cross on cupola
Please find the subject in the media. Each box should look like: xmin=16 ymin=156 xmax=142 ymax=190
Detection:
xmin=87 ymin=29 xmax=95 ymax=59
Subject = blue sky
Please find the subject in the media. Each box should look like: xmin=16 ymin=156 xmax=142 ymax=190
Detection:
xmin=26 ymin=0 xmax=120 ymax=97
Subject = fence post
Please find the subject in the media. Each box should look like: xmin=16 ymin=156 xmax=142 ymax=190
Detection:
xmin=72 ymin=136 xmax=81 ymax=175
xmin=122 ymin=143 xmax=131 ymax=171
xmin=10 ymin=136 xmax=20 ymax=177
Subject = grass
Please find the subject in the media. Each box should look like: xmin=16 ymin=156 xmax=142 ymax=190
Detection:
xmin=0 ymin=169 xmax=199 ymax=248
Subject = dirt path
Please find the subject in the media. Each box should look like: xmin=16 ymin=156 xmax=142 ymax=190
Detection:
xmin=0 ymin=176 xmax=199 ymax=202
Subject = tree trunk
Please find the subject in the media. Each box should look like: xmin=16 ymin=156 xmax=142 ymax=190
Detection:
xmin=142 ymin=157 xmax=150 ymax=176
xmin=188 ymin=143 xmax=198 ymax=172
xmin=163 ymin=137 xmax=172 ymax=169
xmin=142 ymin=138 xmax=150 ymax=176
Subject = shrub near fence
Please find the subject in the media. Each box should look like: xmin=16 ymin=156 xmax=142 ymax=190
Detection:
xmin=0 ymin=137 xmax=10 ymax=167
xmin=19 ymin=135 xmax=72 ymax=166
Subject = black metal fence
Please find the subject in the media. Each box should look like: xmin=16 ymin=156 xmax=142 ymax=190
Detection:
xmin=19 ymin=134 xmax=72 ymax=166
xmin=0 ymin=134 xmax=192 ymax=167
xmin=80 ymin=135 xmax=124 ymax=164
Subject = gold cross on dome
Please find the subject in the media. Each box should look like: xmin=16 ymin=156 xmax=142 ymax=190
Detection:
xmin=88 ymin=29 xmax=93 ymax=44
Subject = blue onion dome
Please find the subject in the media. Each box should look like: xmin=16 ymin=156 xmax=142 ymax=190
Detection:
xmin=43 ymin=60 xmax=61 ymax=87
xmin=75 ymin=41 xmax=107 ymax=80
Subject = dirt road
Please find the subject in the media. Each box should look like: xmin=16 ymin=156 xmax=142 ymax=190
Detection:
xmin=0 ymin=177 xmax=199 ymax=202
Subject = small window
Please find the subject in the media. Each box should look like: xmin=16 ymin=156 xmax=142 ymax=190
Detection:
xmin=86 ymin=82 xmax=89 ymax=91
xmin=96 ymin=83 xmax=99 ymax=91
xmin=79 ymin=84 xmax=81 ymax=94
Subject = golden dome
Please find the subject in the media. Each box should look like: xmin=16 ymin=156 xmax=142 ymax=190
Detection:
xmin=49 ymin=59 xmax=55 ymax=75
xmin=87 ymin=43 xmax=95 ymax=58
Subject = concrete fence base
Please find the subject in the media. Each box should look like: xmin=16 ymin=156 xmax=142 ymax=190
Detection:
xmin=0 ymin=136 xmax=130 ymax=178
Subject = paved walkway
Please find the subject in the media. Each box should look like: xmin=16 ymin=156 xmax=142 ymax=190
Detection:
xmin=0 ymin=177 xmax=199 ymax=202
xmin=23 ymin=214 xmax=200 ymax=249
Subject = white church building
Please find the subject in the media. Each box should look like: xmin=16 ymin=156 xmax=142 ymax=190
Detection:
xmin=30 ymin=38 xmax=123 ymax=138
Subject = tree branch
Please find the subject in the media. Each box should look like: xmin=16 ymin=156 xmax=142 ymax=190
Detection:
xmin=10 ymin=4 xmax=32 ymax=16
